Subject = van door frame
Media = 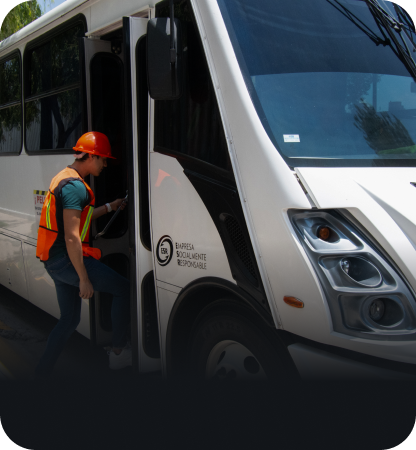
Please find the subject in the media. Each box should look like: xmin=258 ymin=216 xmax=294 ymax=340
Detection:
xmin=82 ymin=36 xmax=131 ymax=349
xmin=123 ymin=15 xmax=161 ymax=374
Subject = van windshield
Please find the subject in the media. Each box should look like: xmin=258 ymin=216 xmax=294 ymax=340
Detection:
xmin=218 ymin=0 xmax=416 ymax=167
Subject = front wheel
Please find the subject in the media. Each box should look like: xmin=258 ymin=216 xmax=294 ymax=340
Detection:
xmin=187 ymin=303 xmax=298 ymax=382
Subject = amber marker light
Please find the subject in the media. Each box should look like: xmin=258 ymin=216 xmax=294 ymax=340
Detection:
xmin=284 ymin=296 xmax=304 ymax=308
xmin=317 ymin=226 xmax=331 ymax=241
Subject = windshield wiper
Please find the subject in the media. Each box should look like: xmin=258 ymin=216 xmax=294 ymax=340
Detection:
xmin=326 ymin=0 xmax=388 ymax=46
xmin=326 ymin=0 xmax=416 ymax=80
xmin=393 ymin=3 xmax=416 ymax=49
xmin=365 ymin=0 xmax=416 ymax=79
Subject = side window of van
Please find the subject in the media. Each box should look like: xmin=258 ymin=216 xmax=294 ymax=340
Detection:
xmin=24 ymin=21 xmax=85 ymax=153
xmin=0 ymin=52 xmax=22 ymax=155
xmin=154 ymin=1 xmax=231 ymax=171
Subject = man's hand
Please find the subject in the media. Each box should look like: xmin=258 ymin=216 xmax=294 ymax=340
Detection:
xmin=110 ymin=198 xmax=128 ymax=211
xmin=91 ymin=198 xmax=127 ymax=221
xmin=79 ymin=278 xmax=94 ymax=299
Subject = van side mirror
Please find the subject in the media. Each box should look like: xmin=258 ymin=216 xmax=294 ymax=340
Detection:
xmin=147 ymin=17 xmax=183 ymax=100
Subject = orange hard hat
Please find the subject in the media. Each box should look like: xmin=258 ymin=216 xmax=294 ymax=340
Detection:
xmin=73 ymin=131 xmax=116 ymax=159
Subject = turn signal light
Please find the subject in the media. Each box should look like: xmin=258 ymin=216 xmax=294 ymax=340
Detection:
xmin=317 ymin=226 xmax=331 ymax=241
xmin=284 ymin=296 xmax=304 ymax=309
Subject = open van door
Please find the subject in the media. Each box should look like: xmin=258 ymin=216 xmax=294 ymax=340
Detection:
xmin=82 ymin=34 xmax=129 ymax=349
xmin=122 ymin=16 xmax=161 ymax=373
xmin=82 ymin=17 xmax=160 ymax=373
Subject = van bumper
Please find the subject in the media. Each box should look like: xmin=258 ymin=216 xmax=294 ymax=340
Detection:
xmin=288 ymin=343 xmax=416 ymax=381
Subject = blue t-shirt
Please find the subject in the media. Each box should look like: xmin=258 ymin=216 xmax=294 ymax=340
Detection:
xmin=48 ymin=180 xmax=90 ymax=261
xmin=61 ymin=180 xmax=90 ymax=211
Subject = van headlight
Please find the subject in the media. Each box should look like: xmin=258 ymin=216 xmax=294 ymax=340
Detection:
xmin=289 ymin=210 xmax=416 ymax=341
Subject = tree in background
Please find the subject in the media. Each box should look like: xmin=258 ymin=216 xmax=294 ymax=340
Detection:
xmin=354 ymin=102 xmax=416 ymax=155
xmin=0 ymin=1 xmax=42 ymax=41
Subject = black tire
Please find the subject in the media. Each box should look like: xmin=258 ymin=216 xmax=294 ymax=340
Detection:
xmin=187 ymin=301 xmax=298 ymax=382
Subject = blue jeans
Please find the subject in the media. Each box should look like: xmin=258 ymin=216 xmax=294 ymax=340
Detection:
xmin=35 ymin=254 xmax=130 ymax=378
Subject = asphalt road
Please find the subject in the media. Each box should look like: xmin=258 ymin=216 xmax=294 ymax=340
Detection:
xmin=0 ymin=284 xmax=130 ymax=381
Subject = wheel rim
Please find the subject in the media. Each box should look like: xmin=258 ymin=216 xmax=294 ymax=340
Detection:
xmin=205 ymin=340 xmax=267 ymax=381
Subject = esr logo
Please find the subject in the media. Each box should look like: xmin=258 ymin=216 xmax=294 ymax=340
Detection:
xmin=156 ymin=235 xmax=173 ymax=266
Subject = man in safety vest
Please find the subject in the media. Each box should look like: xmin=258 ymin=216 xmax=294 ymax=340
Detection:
xmin=35 ymin=131 xmax=131 ymax=378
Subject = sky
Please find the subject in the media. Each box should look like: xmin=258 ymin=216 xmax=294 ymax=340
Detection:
xmin=39 ymin=0 xmax=68 ymax=15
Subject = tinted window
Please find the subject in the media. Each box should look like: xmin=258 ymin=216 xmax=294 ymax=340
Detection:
xmin=25 ymin=90 xmax=82 ymax=150
xmin=0 ymin=54 xmax=21 ymax=154
xmin=154 ymin=1 xmax=230 ymax=171
xmin=90 ymin=53 xmax=127 ymax=239
xmin=25 ymin=23 xmax=84 ymax=152
xmin=0 ymin=56 xmax=20 ymax=104
xmin=136 ymin=37 xmax=151 ymax=250
xmin=218 ymin=0 xmax=416 ymax=167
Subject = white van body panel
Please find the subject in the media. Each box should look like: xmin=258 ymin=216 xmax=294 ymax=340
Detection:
xmin=0 ymin=153 xmax=73 ymax=240
xmin=150 ymin=152 xmax=235 ymax=289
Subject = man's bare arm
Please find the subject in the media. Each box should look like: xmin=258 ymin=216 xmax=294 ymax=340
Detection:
xmin=91 ymin=198 xmax=127 ymax=221
xmin=91 ymin=204 xmax=107 ymax=221
xmin=63 ymin=209 xmax=94 ymax=299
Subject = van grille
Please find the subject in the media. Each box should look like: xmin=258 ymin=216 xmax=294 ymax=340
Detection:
xmin=224 ymin=215 xmax=257 ymax=281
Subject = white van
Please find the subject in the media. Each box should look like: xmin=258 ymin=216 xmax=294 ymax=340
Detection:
xmin=0 ymin=0 xmax=415 ymax=380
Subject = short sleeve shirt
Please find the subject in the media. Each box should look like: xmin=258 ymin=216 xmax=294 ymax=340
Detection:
xmin=61 ymin=180 xmax=90 ymax=211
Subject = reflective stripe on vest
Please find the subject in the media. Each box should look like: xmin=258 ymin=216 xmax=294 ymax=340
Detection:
xmin=36 ymin=167 xmax=101 ymax=261
xmin=80 ymin=206 xmax=94 ymax=242
xmin=45 ymin=193 xmax=52 ymax=229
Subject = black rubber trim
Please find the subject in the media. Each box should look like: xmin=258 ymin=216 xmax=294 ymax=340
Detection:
xmin=24 ymin=83 xmax=79 ymax=103
xmin=141 ymin=270 xmax=161 ymax=358
xmin=183 ymin=169 xmax=269 ymax=312
xmin=154 ymin=146 xmax=235 ymax=185
xmin=280 ymin=330 xmax=416 ymax=377
xmin=0 ymin=100 xmax=21 ymax=110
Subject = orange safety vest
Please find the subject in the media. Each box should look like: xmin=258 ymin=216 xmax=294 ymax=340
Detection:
xmin=36 ymin=166 xmax=101 ymax=261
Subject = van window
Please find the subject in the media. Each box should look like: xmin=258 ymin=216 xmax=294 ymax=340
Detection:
xmin=25 ymin=23 xmax=85 ymax=152
xmin=90 ymin=52 xmax=128 ymax=239
xmin=0 ymin=53 xmax=21 ymax=154
xmin=154 ymin=1 xmax=231 ymax=171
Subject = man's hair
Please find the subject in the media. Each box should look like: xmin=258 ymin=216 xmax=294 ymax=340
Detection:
xmin=74 ymin=151 xmax=99 ymax=162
